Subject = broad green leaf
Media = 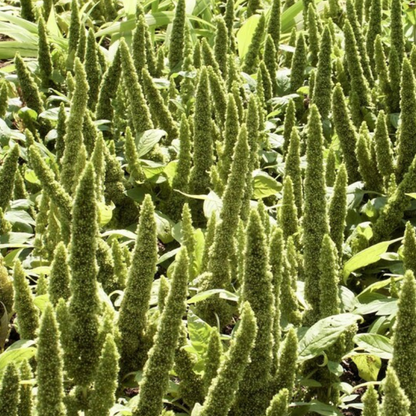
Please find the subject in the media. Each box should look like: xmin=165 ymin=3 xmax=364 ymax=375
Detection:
xmin=342 ymin=237 xmax=403 ymax=282
xmin=98 ymin=202 xmax=115 ymax=227
xmin=135 ymin=129 xmax=166 ymax=157
xmin=298 ymin=313 xmax=362 ymax=362
xmin=187 ymin=289 xmax=239 ymax=304
xmin=157 ymin=247 xmax=180 ymax=265
xmin=203 ymin=190 xmax=222 ymax=220
xmin=4 ymin=210 xmax=35 ymax=226
xmin=0 ymin=340 xmax=36 ymax=378
xmin=155 ymin=210 xmax=174 ymax=244
xmin=237 ymin=15 xmax=261 ymax=59
xmin=252 ymin=170 xmax=282 ymax=199
xmin=0 ymin=232 xmax=33 ymax=249
xmin=351 ymin=354 xmax=381 ymax=381
xmin=187 ymin=310 xmax=212 ymax=356
xmin=101 ymin=229 xmax=137 ymax=241
xmin=0 ymin=303 xmax=9 ymax=350
xmin=33 ymin=294 xmax=49 ymax=312
xmin=292 ymin=400 xmax=342 ymax=416
xmin=406 ymin=193 xmax=416 ymax=199
xmin=354 ymin=333 xmax=393 ymax=359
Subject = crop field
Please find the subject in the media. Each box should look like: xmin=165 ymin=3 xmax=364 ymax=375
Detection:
xmin=0 ymin=0 xmax=415 ymax=414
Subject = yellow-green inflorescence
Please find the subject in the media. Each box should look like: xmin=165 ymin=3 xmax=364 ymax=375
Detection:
xmin=36 ymin=303 xmax=66 ymax=416
xmin=363 ymin=385 xmax=380 ymax=416
xmin=13 ymin=259 xmax=39 ymax=340
xmin=404 ymin=223 xmax=416 ymax=274
xmin=118 ymin=194 xmax=158 ymax=374
xmin=266 ymin=389 xmax=289 ymax=416
xmin=168 ymin=0 xmax=186 ymax=71
xmin=132 ymin=247 xmax=189 ymax=416
xmin=199 ymin=302 xmax=258 ymax=416
xmin=381 ymin=366 xmax=411 ymax=416
xmin=0 ymin=145 xmax=19 ymax=211
xmin=0 ymin=362 xmax=20 ymax=416
xmin=391 ymin=270 xmax=416 ymax=415
xmin=18 ymin=360 xmax=33 ymax=416
xmin=303 ymin=104 xmax=329 ymax=324
xmin=233 ymin=209 xmax=274 ymax=415
xmin=329 ymin=164 xmax=348 ymax=257
xmin=67 ymin=163 xmax=101 ymax=386
xmin=87 ymin=334 xmax=120 ymax=416
xmin=396 ymin=58 xmax=416 ymax=182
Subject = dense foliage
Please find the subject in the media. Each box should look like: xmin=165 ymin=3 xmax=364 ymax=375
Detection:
xmin=0 ymin=0 xmax=416 ymax=414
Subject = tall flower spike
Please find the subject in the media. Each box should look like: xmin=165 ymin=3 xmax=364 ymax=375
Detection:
xmin=242 ymin=13 xmax=265 ymax=74
xmin=390 ymin=270 xmax=416 ymax=414
xmin=20 ymin=0 xmax=34 ymax=21
xmin=188 ymin=67 xmax=213 ymax=223
xmin=168 ymin=0 xmax=186 ymax=71
xmin=60 ymin=58 xmax=89 ymax=194
xmin=374 ymin=110 xmax=395 ymax=184
xmin=168 ymin=114 xmax=192 ymax=221
xmin=303 ymin=105 xmax=329 ymax=325
xmin=329 ymin=164 xmax=348 ymax=257
xmin=124 ymin=126 xmax=146 ymax=183
xmin=319 ymin=235 xmax=340 ymax=318
xmin=366 ymin=0 xmax=381 ymax=72
xmin=66 ymin=0 xmax=80 ymax=69
xmin=332 ymin=84 xmax=361 ymax=182
xmin=285 ymin=127 xmax=302 ymax=216
xmin=203 ymin=329 xmax=223 ymax=394
xmin=133 ymin=247 xmax=189 ymax=416
xmin=0 ymin=145 xmax=19 ymax=211
xmin=290 ymin=32 xmax=307 ymax=92
xmin=201 ymin=39 xmax=221 ymax=76
xmin=247 ymin=0 xmax=261 ymax=16
xmin=307 ymin=4 xmax=320 ymax=67
xmin=343 ymin=19 xmax=371 ymax=124
xmin=391 ymin=0 xmax=404 ymax=64
xmin=326 ymin=146 xmax=336 ymax=187
xmin=282 ymin=99 xmax=296 ymax=157
xmin=208 ymin=66 xmax=227 ymax=127
xmin=118 ymin=194 xmax=158 ymax=374
xmin=388 ymin=46 xmax=401 ymax=115
xmin=119 ymin=39 xmax=153 ymax=134
xmin=68 ymin=163 xmax=100 ymax=386
xmin=18 ymin=360 xmax=33 ymax=416
xmin=214 ymin=16 xmax=228 ymax=78
xmin=280 ymin=176 xmax=299 ymax=243
xmin=313 ymin=26 xmax=332 ymax=119
xmin=233 ymin=209 xmax=274 ymax=415
xmin=266 ymin=389 xmax=289 ymax=416
xmin=345 ymin=0 xmax=373 ymax=84
xmin=14 ymin=53 xmax=45 ymax=117
xmin=132 ymin=13 xmax=146 ymax=76
xmin=396 ymin=58 xmax=416 ymax=182
xmin=0 ymin=362 xmax=20 ymax=416
xmin=372 ymin=155 xmax=416 ymax=243
xmin=76 ymin=27 xmax=86 ymax=61
xmin=219 ymin=94 xmax=239 ymax=184
xmin=85 ymin=29 xmax=100 ymax=111
xmin=381 ymin=366 xmax=411 ymax=416
xmin=96 ymin=47 xmax=121 ymax=122
xmin=264 ymin=35 xmax=278 ymax=95
xmin=404 ymin=222 xmax=416 ymax=274
xmin=197 ymin=125 xmax=249 ymax=326
xmin=87 ymin=334 xmax=120 ymax=416
xmin=356 ymin=123 xmax=383 ymax=193
xmin=273 ymin=327 xmax=298 ymax=397
xmin=267 ymin=0 xmax=281 ymax=51
xmin=199 ymin=302 xmax=257 ymax=416
xmin=13 ymin=260 xmax=39 ymax=340
xmin=362 ymin=385 xmax=380 ymax=416
xmin=48 ymin=242 xmax=71 ymax=305
xmin=142 ymin=68 xmax=178 ymax=141
xmin=29 ymin=146 xmax=72 ymax=223
xmin=269 ymin=226 xmax=283 ymax=373
xmin=36 ymin=303 xmax=65 ymax=416
xmin=38 ymin=16 xmax=53 ymax=88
